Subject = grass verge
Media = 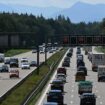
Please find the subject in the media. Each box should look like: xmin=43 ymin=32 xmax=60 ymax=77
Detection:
xmin=4 ymin=49 xmax=30 ymax=57
xmin=95 ymin=46 xmax=105 ymax=53
xmin=0 ymin=48 xmax=67 ymax=105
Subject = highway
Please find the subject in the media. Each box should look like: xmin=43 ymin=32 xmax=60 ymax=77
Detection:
xmin=36 ymin=47 xmax=105 ymax=105
xmin=0 ymin=51 xmax=55 ymax=98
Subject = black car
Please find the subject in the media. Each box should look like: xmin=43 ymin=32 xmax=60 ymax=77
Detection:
xmin=10 ymin=58 xmax=19 ymax=68
xmin=80 ymin=93 xmax=96 ymax=105
xmin=47 ymin=90 xmax=64 ymax=105
xmin=51 ymin=80 xmax=64 ymax=92
xmin=77 ymin=61 xmax=85 ymax=68
xmin=4 ymin=59 xmax=10 ymax=64
xmin=76 ymin=50 xmax=81 ymax=54
xmin=77 ymin=66 xmax=87 ymax=76
xmin=98 ymin=75 xmax=105 ymax=82
xmin=10 ymin=61 xmax=18 ymax=68
xmin=66 ymin=52 xmax=72 ymax=57
xmin=62 ymin=61 xmax=70 ymax=67
xmin=64 ymin=57 xmax=70 ymax=63
xmin=0 ymin=65 xmax=9 ymax=72
xmin=30 ymin=61 xmax=37 ymax=67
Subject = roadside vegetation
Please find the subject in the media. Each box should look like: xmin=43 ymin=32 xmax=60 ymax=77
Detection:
xmin=0 ymin=48 xmax=67 ymax=105
xmin=4 ymin=49 xmax=30 ymax=57
xmin=95 ymin=46 xmax=105 ymax=53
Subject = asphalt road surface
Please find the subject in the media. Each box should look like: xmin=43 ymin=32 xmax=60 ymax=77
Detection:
xmin=37 ymin=47 xmax=105 ymax=105
xmin=0 ymin=51 xmax=55 ymax=98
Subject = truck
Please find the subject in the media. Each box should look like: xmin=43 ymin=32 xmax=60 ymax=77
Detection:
xmin=75 ymin=71 xmax=86 ymax=82
xmin=92 ymin=52 xmax=105 ymax=72
xmin=0 ymin=53 xmax=5 ymax=62
xmin=98 ymin=65 xmax=105 ymax=82
xmin=78 ymin=81 xmax=93 ymax=94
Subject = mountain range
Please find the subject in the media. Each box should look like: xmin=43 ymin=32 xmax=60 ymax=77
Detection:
xmin=0 ymin=2 xmax=105 ymax=23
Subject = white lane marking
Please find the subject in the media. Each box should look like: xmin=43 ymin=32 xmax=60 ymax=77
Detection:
xmin=100 ymin=102 xmax=103 ymax=104
xmin=72 ymin=85 xmax=74 ymax=88
xmin=70 ymin=101 xmax=73 ymax=104
xmin=96 ymin=90 xmax=98 ymax=93
xmin=71 ymin=95 xmax=74 ymax=98
xmin=98 ymin=96 xmax=101 ymax=98
xmin=37 ymin=49 xmax=69 ymax=105
xmin=71 ymin=89 xmax=74 ymax=92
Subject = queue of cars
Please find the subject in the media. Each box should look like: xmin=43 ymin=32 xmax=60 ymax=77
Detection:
xmin=0 ymin=56 xmax=38 ymax=79
xmin=75 ymin=47 xmax=97 ymax=105
xmin=44 ymin=48 xmax=73 ymax=105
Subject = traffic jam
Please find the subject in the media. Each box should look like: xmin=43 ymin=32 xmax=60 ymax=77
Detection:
xmin=43 ymin=47 xmax=105 ymax=105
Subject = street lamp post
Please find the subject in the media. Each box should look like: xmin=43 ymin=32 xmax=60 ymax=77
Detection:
xmin=45 ymin=36 xmax=47 ymax=64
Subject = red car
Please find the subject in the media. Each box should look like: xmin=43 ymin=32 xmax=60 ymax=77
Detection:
xmin=57 ymin=67 xmax=66 ymax=75
xmin=9 ymin=69 xmax=19 ymax=78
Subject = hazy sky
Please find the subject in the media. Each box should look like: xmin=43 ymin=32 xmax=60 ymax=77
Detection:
xmin=0 ymin=0 xmax=105 ymax=8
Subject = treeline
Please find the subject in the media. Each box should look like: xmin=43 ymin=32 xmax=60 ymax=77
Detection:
xmin=0 ymin=12 xmax=105 ymax=45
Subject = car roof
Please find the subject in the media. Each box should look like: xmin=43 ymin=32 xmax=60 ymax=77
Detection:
xmin=82 ymin=93 xmax=95 ymax=96
xmin=44 ymin=102 xmax=58 ymax=105
xmin=78 ymin=81 xmax=92 ymax=85
xmin=52 ymin=79 xmax=62 ymax=82
xmin=49 ymin=90 xmax=62 ymax=92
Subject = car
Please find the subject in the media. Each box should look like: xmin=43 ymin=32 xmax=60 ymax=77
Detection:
xmin=40 ymin=50 xmax=45 ymax=53
xmin=77 ymin=54 xmax=83 ymax=61
xmin=76 ymin=50 xmax=81 ymax=54
xmin=57 ymin=67 xmax=66 ymax=75
xmin=30 ymin=61 xmax=37 ymax=67
xmin=4 ymin=59 xmax=10 ymax=64
xmin=44 ymin=102 xmax=58 ymax=105
xmin=10 ymin=61 xmax=19 ymax=68
xmin=10 ymin=58 xmax=19 ymax=68
xmin=80 ymin=93 xmax=96 ymax=105
xmin=0 ymin=65 xmax=9 ymax=72
xmin=0 ymin=53 xmax=4 ymax=62
xmin=66 ymin=52 xmax=72 ymax=57
xmin=21 ymin=62 xmax=30 ymax=69
xmin=75 ymin=71 xmax=86 ymax=81
xmin=32 ymin=49 xmax=37 ymax=53
xmin=62 ymin=61 xmax=70 ymax=67
xmin=51 ymin=80 xmax=64 ymax=92
xmin=9 ymin=69 xmax=19 ymax=78
xmin=49 ymin=50 xmax=53 ymax=53
xmin=85 ymin=50 xmax=88 ymax=55
xmin=77 ymin=66 xmax=87 ymax=76
xmin=47 ymin=90 xmax=64 ymax=105
xmin=98 ymin=75 xmax=105 ymax=82
xmin=10 ymin=58 xmax=18 ymax=63
xmin=2 ymin=65 xmax=9 ymax=72
xmin=77 ymin=47 xmax=81 ymax=54
xmin=92 ymin=65 xmax=98 ymax=72
xmin=21 ymin=58 xmax=28 ymax=63
xmin=69 ymin=48 xmax=73 ymax=53
xmin=77 ymin=60 xmax=85 ymax=68
xmin=64 ymin=57 xmax=70 ymax=63
xmin=56 ymin=73 xmax=66 ymax=83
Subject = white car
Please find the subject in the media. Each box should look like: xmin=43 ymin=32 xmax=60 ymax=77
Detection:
xmin=21 ymin=62 xmax=30 ymax=69
xmin=56 ymin=73 xmax=66 ymax=82
xmin=21 ymin=58 xmax=28 ymax=63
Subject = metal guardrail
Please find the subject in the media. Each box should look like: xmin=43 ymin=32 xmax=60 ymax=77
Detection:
xmin=21 ymin=50 xmax=66 ymax=105
xmin=0 ymin=62 xmax=44 ymax=103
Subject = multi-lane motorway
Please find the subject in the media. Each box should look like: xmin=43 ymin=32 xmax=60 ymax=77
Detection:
xmin=36 ymin=47 xmax=105 ymax=105
xmin=0 ymin=51 xmax=54 ymax=98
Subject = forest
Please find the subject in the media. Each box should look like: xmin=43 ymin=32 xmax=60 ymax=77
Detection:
xmin=0 ymin=12 xmax=105 ymax=46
